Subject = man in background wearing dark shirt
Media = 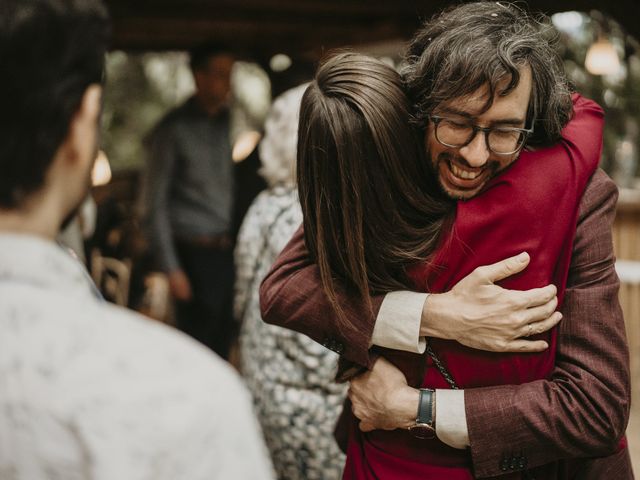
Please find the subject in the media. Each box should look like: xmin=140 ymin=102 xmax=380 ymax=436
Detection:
xmin=145 ymin=44 xmax=236 ymax=358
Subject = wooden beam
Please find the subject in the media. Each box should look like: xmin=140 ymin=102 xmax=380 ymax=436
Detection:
xmin=104 ymin=0 xmax=640 ymax=53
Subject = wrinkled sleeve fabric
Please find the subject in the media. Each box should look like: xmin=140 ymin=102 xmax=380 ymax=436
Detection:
xmin=465 ymin=170 xmax=631 ymax=477
xmin=435 ymin=389 xmax=469 ymax=449
xmin=372 ymin=292 xmax=427 ymax=353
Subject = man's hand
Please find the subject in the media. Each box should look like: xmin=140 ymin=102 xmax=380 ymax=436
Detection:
xmin=349 ymin=357 xmax=419 ymax=432
xmin=423 ymin=252 xmax=561 ymax=352
xmin=168 ymin=269 xmax=193 ymax=302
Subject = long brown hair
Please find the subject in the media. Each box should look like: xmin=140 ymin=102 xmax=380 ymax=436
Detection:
xmin=297 ymin=52 xmax=453 ymax=333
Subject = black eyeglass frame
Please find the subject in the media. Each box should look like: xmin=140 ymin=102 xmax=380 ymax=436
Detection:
xmin=429 ymin=115 xmax=534 ymax=156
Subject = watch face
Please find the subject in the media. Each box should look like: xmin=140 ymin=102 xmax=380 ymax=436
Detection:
xmin=409 ymin=423 xmax=435 ymax=439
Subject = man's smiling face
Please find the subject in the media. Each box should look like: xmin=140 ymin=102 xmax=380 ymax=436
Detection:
xmin=426 ymin=65 xmax=533 ymax=200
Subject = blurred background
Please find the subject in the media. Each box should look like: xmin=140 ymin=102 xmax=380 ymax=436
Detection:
xmin=74 ymin=0 xmax=639 ymax=470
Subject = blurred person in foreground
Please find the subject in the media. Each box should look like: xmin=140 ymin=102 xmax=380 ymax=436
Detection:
xmin=144 ymin=43 xmax=236 ymax=358
xmin=235 ymin=84 xmax=347 ymax=480
xmin=261 ymin=5 xmax=631 ymax=477
xmin=0 ymin=1 xmax=273 ymax=479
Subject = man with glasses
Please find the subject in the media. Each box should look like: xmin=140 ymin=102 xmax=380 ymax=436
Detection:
xmin=422 ymin=66 xmax=535 ymax=201
xmin=261 ymin=2 xmax=630 ymax=478
xmin=429 ymin=115 xmax=533 ymax=162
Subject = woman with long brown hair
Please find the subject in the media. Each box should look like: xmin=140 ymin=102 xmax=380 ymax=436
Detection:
xmin=297 ymin=53 xmax=453 ymax=331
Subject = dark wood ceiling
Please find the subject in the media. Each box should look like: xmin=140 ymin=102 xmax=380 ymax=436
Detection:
xmin=105 ymin=0 xmax=639 ymax=60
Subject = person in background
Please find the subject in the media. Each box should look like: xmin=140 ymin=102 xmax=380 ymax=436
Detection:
xmin=0 ymin=1 xmax=273 ymax=478
xmin=144 ymin=42 xmax=236 ymax=358
xmin=235 ymin=84 xmax=347 ymax=480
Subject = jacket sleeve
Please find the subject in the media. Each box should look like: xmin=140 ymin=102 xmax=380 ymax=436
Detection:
xmin=259 ymin=226 xmax=385 ymax=369
xmin=464 ymin=169 xmax=631 ymax=478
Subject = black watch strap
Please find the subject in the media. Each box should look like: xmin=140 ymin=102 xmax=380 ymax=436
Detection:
xmin=417 ymin=388 xmax=435 ymax=426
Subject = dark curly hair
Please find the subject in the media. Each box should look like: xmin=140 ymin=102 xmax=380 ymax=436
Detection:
xmin=403 ymin=1 xmax=573 ymax=147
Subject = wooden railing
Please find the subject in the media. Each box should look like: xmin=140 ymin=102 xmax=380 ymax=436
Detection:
xmin=614 ymin=188 xmax=640 ymax=403
xmin=614 ymin=189 xmax=640 ymax=262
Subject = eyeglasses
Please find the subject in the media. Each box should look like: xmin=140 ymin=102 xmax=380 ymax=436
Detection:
xmin=429 ymin=115 xmax=534 ymax=155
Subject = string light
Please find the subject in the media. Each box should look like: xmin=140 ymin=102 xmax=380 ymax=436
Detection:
xmin=92 ymin=150 xmax=112 ymax=186
xmin=585 ymin=37 xmax=621 ymax=75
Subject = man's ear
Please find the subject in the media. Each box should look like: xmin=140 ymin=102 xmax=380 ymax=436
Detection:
xmin=72 ymin=84 xmax=102 ymax=135
xmin=79 ymin=84 xmax=102 ymax=122
xmin=65 ymin=84 xmax=102 ymax=165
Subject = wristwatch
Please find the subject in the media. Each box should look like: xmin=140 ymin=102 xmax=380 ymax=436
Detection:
xmin=408 ymin=388 xmax=436 ymax=439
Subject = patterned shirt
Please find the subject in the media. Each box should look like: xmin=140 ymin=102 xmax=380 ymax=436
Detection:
xmin=0 ymin=233 xmax=273 ymax=480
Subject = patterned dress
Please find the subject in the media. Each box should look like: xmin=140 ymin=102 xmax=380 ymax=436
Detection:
xmin=235 ymin=186 xmax=347 ymax=480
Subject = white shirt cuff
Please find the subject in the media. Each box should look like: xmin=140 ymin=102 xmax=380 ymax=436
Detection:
xmin=371 ymin=291 xmax=427 ymax=353
xmin=435 ymin=389 xmax=469 ymax=449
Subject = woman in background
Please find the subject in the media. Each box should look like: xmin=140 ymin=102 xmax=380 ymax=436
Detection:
xmin=234 ymin=84 xmax=347 ymax=480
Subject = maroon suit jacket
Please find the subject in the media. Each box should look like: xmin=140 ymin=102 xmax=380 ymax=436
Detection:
xmin=260 ymin=170 xmax=632 ymax=478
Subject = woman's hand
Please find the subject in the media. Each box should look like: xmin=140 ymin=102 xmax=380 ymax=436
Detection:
xmin=422 ymin=252 xmax=561 ymax=352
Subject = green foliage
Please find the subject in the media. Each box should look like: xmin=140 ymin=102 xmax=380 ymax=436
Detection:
xmin=101 ymin=52 xmax=194 ymax=172
xmin=101 ymin=52 xmax=270 ymax=172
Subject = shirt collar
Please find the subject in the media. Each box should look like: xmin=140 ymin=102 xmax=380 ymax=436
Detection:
xmin=0 ymin=233 xmax=95 ymax=299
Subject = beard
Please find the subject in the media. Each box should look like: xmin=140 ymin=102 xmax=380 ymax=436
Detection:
xmin=430 ymin=150 xmax=502 ymax=201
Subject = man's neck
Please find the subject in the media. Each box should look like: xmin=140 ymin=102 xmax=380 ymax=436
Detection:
xmin=0 ymin=196 xmax=61 ymax=240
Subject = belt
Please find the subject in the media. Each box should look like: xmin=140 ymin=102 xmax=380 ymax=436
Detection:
xmin=175 ymin=234 xmax=233 ymax=250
